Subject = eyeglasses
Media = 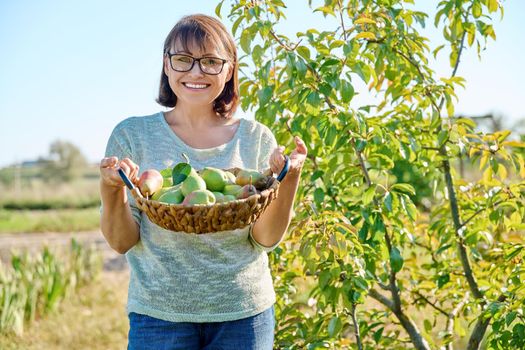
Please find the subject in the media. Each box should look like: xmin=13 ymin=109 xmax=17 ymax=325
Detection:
xmin=165 ymin=53 xmax=228 ymax=75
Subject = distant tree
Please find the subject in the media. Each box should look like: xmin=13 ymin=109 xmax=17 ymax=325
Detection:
xmin=42 ymin=140 xmax=88 ymax=182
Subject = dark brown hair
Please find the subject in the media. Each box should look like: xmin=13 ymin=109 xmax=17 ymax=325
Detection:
xmin=156 ymin=14 xmax=239 ymax=119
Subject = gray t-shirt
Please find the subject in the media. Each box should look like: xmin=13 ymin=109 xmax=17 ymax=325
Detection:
xmin=104 ymin=111 xmax=279 ymax=322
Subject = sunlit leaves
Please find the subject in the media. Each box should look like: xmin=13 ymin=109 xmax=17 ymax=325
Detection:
xmin=225 ymin=0 xmax=524 ymax=349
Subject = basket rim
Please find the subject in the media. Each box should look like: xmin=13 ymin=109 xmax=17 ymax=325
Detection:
xmin=134 ymin=178 xmax=280 ymax=208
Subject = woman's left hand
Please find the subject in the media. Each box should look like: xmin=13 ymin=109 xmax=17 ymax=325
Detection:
xmin=270 ymin=136 xmax=308 ymax=178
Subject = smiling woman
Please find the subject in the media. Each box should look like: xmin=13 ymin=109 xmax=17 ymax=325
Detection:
xmin=98 ymin=13 xmax=307 ymax=350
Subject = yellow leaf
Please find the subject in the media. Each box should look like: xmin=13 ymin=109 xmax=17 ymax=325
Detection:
xmin=502 ymin=141 xmax=525 ymax=148
xmin=482 ymin=167 xmax=493 ymax=184
xmin=479 ymin=152 xmax=489 ymax=170
xmin=497 ymin=164 xmax=507 ymax=180
xmin=519 ymin=157 xmax=525 ymax=178
xmin=354 ymin=18 xmax=376 ymax=25
xmin=355 ymin=32 xmax=377 ymax=40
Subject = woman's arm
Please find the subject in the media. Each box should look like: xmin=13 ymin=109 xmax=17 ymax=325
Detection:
xmin=252 ymin=136 xmax=307 ymax=247
xmin=99 ymin=156 xmax=140 ymax=254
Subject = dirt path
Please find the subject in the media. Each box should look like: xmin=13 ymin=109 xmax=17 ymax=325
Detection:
xmin=0 ymin=231 xmax=128 ymax=271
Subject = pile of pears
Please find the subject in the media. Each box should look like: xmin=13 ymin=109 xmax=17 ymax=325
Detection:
xmin=136 ymin=162 xmax=271 ymax=206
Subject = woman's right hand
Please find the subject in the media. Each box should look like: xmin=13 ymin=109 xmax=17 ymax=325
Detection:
xmin=99 ymin=156 xmax=140 ymax=189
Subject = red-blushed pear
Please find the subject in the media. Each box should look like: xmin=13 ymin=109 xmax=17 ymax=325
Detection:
xmin=236 ymin=184 xmax=258 ymax=199
xmin=182 ymin=189 xmax=216 ymax=205
xmin=235 ymin=169 xmax=268 ymax=190
xmin=138 ymin=169 xmax=163 ymax=197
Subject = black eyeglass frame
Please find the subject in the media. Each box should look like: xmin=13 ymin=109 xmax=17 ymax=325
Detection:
xmin=165 ymin=53 xmax=228 ymax=75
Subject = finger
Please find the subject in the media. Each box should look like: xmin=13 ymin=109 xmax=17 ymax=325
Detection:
xmin=294 ymin=136 xmax=308 ymax=154
xmin=100 ymin=156 xmax=118 ymax=169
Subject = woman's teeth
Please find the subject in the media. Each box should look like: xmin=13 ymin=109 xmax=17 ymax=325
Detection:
xmin=184 ymin=83 xmax=208 ymax=89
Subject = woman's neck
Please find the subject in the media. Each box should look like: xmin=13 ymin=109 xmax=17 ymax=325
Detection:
xmin=165 ymin=103 xmax=222 ymax=129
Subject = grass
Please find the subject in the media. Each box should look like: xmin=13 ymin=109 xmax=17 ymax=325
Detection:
xmin=0 ymin=208 xmax=100 ymax=233
xmin=0 ymin=177 xmax=100 ymax=210
xmin=0 ymin=271 xmax=129 ymax=350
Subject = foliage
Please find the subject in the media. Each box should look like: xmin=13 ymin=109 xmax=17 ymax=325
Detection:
xmin=217 ymin=0 xmax=525 ymax=349
xmin=0 ymin=240 xmax=102 ymax=335
xmin=41 ymin=140 xmax=89 ymax=183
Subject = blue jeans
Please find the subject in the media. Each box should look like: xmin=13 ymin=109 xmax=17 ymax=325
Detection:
xmin=128 ymin=306 xmax=275 ymax=350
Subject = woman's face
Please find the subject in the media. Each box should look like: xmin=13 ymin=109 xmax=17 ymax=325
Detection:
xmin=163 ymin=40 xmax=233 ymax=110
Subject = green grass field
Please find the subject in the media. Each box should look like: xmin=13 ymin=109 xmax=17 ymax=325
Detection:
xmin=0 ymin=169 xmax=101 ymax=233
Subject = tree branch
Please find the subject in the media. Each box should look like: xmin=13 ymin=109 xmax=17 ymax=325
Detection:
xmin=369 ymin=289 xmax=431 ymax=350
xmin=349 ymin=302 xmax=363 ymax=350
xmin=467 ymin=294 xmax=507 ymax=350
xmin=460 ymin=199 xmax=505 ymax=229
xmin=413 ymin=291 xmax=449 ymax=317
xmin=269 ymin=29 xmax=302 ymax=51
xmin=446 ymin=292 xmax=470 ymax=350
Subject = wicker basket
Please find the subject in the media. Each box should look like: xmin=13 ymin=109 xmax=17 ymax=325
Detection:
xmin=119 ymin=163 xmax=288 ymax=234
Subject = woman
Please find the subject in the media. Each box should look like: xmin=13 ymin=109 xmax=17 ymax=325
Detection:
xmin=99 ymin=14 xmax=306 ymax=349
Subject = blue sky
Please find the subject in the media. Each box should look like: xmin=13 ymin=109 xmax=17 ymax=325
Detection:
xmin=0 ymin=0 xmax=523 ymax=167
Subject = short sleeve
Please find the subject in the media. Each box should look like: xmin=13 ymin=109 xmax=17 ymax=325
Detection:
xmin=103 ymin=124 xmax=142 ymax=226
xmin=257 ymin=126 xmax=278 ymax=171
xmin=248 ymin=224 xmax=282 ymax=253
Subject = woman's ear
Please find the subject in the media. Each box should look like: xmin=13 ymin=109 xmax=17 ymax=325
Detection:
xmin=225 ymin=65 xmax=233 ymax=82
xmin=163 ymin=55 xmax=170 ymax=76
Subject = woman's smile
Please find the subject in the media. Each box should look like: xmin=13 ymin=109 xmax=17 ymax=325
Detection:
xmin=182 ymin=82 xmax=211 ymax=90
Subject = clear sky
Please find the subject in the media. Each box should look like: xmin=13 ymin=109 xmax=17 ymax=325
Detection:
xmin=0 ymin=0 xmax=523 ymax=167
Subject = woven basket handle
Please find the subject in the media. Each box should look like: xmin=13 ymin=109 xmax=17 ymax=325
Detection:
xmin=117 ymin=168 xmax=143 ymax=199
xmin=276 ymin=155 xmax=290 ymax=182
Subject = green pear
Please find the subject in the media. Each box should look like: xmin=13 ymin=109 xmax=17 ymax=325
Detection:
xmin=201 ymin=167 xmax=229 ymax=192
xmin=181 ymin=173 xmax=206 ymax=196
xmin=212 ymin=191 xmax=225 ymax=202
xmin=222 ymin=194 xmax=237 ymax=202
xmin=152 ymin=183 xmax=181 ymax=201
xmin=160 ymin=167 xmax=174 ymax=187
xmin=237 ymin=184 xmax=258 ymax=199
xmin=157 ymin=187 xmax=184 ymax=204
xmin=182 ymin=189 xmax=216 ymax=206
xmin=223 ymin=184 xmax=242 ymax=197
xmin=224 ymin=171 xmax=236 ymax=184
xmin=151 ymin=185 xmax=180 ymax=201
xmin=162 ymin=176 xmax=173 ymax=187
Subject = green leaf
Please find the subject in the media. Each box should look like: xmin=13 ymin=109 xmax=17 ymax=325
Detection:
xmin=328 ymin=316 xmax=343 ymax=337
xmin=390 ymin=183 xmax=416 ymax=196
xmin=215 ymin=0 xmax=223 ymax=18
xmin=297 ymin=46 xmax=311 ymax=60
xmin=341 ymin=80 xmax=355 ymax=103
xmin=258 ymin=86 xmax=273 ymax=106
xmin=390 ymin=247 xmax=403 ymax=273
xmin=172 ymin=163 xmax=192 ymax=185
xmin=384 ymin=192 xmax=393 ymax=212
xmin=314 ymin=187 xmax=325 ymax=204
xmin=240 ymin=30 xmax=252 ymax=54
xmin=363 ymin=186 xmax=376 ymax=205
xmin=424 ymin=319 xmax=432 ymax=333
xmin=472 ymin=2 xmax=482 ymax=18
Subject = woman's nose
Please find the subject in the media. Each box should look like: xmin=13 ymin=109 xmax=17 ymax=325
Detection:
xmin=189 ymin=60 xmax=205 ymax=75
